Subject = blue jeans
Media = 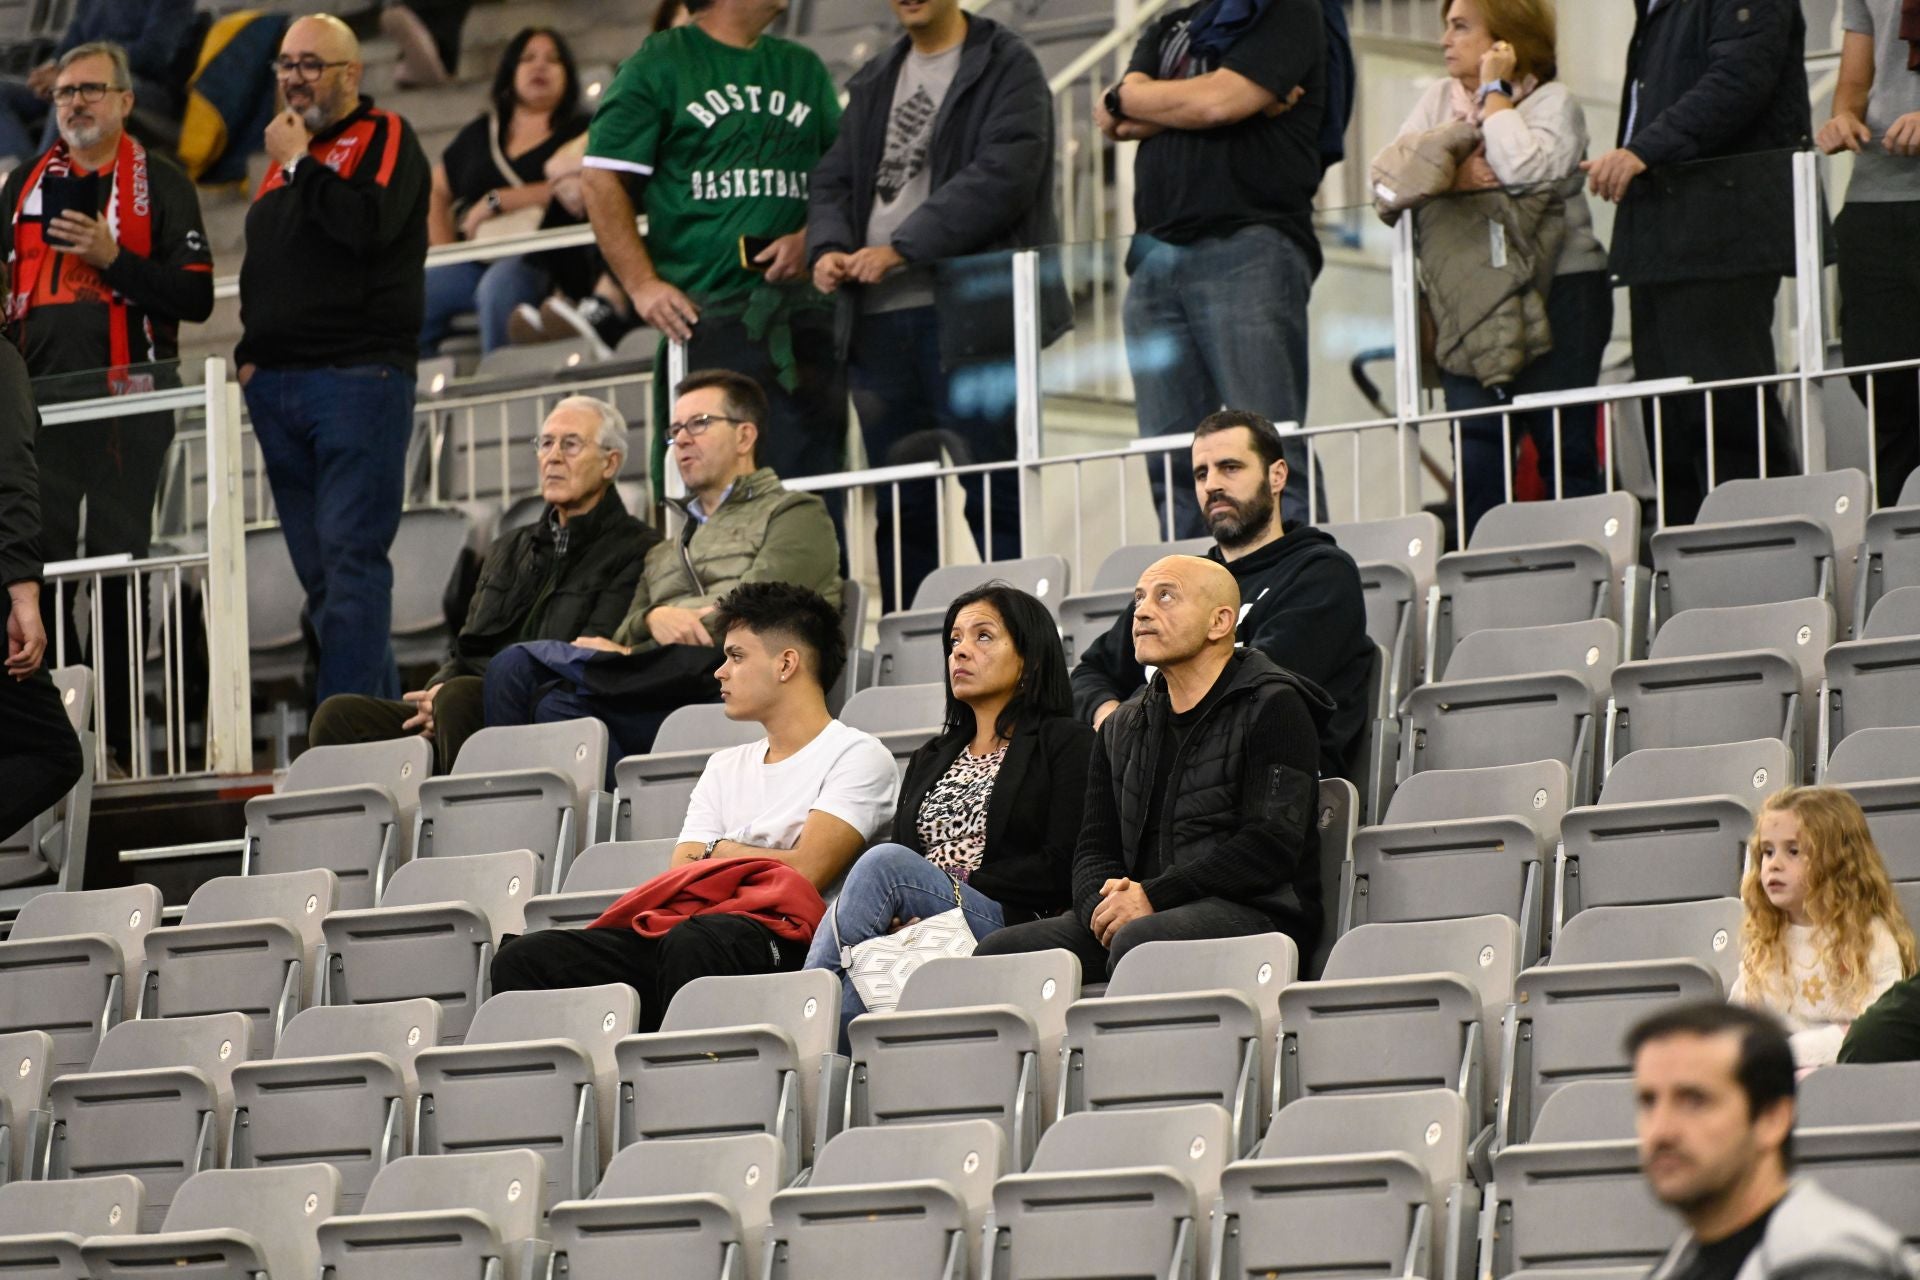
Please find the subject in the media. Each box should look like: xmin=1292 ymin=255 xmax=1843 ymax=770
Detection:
xmin=804 ymin=843 xmax=1006 ymax=1046
xmin=420 ymin=256 xmax=550 ymax=354
xmin=481 ymin=640 xmax=696 ymax=787
xmin=245 ymin=364 xmax=415 ymax=703
xmin=847 ymin=306 xmax=1021 ymax=612
xmin=1123 ymin=226 xmax=1318 ymax=537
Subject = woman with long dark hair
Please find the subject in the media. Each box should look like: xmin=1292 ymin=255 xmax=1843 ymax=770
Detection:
xmin=805 ymin=583 xmax=1095 ymax=1034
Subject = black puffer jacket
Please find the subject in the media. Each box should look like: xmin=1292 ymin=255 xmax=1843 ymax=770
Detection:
xmin=430 ymin=488 xmax=658 ymax=687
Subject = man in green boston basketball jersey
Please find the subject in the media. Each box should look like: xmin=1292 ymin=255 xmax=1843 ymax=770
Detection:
xmin=582 ymin=0 xmax=847 ymax=493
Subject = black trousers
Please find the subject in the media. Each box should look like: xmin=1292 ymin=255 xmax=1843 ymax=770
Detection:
xmin=972 ymin=897 xmax=1282 ymax=981
xmin=308 ymin=675 xmax=484 ymax=774
xmin=491 ymin=914 xmax=809 ymax=1032
xmin=0 ymin=668 xmax=85 ymax=839
xmin=1629 ymin=275 xmax=1795 ymax=526
xmin=1835 ymin=201 xmax=1920 ymax=508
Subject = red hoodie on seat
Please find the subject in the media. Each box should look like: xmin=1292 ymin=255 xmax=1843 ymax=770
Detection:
xmin=589 ymin=857 xmax=826 ymax=942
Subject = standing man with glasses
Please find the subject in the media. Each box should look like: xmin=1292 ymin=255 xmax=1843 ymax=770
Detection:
xmin=307 ymin=396 xmax=658 ymax=772
xmin=237 ymin=13 xmax=430 ymax=706
xmin=483 ymin=368 xmax=843 ymax=774
xmin=2 ymin=41 xmax=214 ymax=773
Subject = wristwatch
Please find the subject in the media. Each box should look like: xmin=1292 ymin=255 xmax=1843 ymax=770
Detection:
xmin=485 ymin=190 xmax=503 ymax=214
xmin=281 ymin=154 xmax=305 ymax=181
xmin=700 ymin=837 xmax=721 ymax=861
xmin=1478 ymin=79 xmax=1514 ymax=104
xmin=1104 ymin=83 xmax=1126 ymax=121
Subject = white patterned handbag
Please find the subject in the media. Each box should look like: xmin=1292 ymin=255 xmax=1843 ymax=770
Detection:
xmin=839 ymin=905 xmax=978 ymax=1014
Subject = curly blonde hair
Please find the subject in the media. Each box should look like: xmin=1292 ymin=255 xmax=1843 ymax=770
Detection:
xmin=1740 ymin=787 xmax=1918 ymax=1011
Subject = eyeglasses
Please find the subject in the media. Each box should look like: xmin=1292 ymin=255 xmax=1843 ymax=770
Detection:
xmin=664 ymin=413 xmax=744 ymax=443
xmin=534 ymin=435 xmax=602 ymax=459
xmin=52 ymin=82 xmax=118 ymax=105
xmin=271 ymin=55 xmax=350 ymax=82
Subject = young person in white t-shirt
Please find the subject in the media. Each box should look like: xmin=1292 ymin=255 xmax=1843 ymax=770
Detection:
xmin=491 ymin=581 xmax=899 ymax=1024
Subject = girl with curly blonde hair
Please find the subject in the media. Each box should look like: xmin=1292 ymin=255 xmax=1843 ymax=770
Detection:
xmin=1731 ymin=787 xmax=1917 ymax=1067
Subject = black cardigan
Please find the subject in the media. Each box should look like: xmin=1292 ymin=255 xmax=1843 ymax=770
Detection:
xmin=889 ymin=713 xmax=1096 ymax=923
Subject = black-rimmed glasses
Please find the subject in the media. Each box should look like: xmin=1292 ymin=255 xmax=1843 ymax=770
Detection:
xmin=52 ymin=82 xmax=118 ymax=105
xmin=664 ymin=413 xmax=745 ymax=443
xmin=271 ymin=55 xmax=350 ymax=82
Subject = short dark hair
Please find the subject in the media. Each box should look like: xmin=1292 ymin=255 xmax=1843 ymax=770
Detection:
xmin=709 ymin=581 xmax=846 ymax=694
xmin=677 ymin=368 xmax=768 ymax=464
xmin=1627 ymin=1001 xmax=1797 ymax=1159
xmin=1194 ymin=409 xmax=1287 ymax=473
xmin=940 ymin=584 xmax=1073 ymax=741
xmin=491 ymin=28 xmax=581 ymax=128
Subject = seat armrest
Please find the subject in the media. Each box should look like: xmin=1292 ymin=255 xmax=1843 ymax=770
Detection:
xmin=81 ymin=1228 xmax=267 ymax=1275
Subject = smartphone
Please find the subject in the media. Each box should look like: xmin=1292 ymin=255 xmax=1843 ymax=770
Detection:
xmin=41 ymin=173 xmax=103 ymax=227
xmin=738 ymin=234 xmax=775 ymax=271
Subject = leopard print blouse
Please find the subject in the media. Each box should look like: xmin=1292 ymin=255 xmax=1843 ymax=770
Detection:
xmin=915 ymin=744 xmax=1008 ymax=881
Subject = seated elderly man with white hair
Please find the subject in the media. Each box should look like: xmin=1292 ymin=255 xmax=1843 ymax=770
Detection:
xmin=308 ymin=394 xmax=659 ymax=772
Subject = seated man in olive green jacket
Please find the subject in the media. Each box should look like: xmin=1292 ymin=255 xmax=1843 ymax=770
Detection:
xmin=482 ymin=368 xmax=843 ymax=772
xmin=310 ymin=395 xmax=658 ymax=772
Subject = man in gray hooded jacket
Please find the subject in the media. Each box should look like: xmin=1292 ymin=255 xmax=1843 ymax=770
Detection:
xmin=1632 ymin=1002 xmax=1917 ymax=1280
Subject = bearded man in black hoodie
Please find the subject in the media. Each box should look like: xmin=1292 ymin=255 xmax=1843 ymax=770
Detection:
xmin=1074 ymin=409 xmax=1370 ymax=779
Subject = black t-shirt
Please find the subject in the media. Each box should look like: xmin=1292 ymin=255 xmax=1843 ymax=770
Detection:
xmin=1135 ymin=663 xmax=1233 ymax=881
xmin=1671 ymin=1205 xmax=1776 ymax=1280
xmin=442 ymin=112 xmax=589 ymax=214
xmin=1126 ymin=0 xmax=1326 ymax=272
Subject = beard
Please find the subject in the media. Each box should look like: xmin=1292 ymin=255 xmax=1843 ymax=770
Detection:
xmin=58 ymin=116 xmax=106 ymax=152
xmin=1204 ymin=486 xmax=1276 ymax=549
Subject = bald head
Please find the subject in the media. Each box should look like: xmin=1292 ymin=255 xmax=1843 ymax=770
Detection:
xmin=279 ymin=14 xmax=363 ymax=130
xmin=1130 ymin=555 xmax=1241 ymax=671
xmin=286 ymin=14 xmax=360 ymax=60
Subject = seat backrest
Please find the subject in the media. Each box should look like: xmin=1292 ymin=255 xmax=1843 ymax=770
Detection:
xmin=1551 ymin=899 xmax=1743 ymax=987
xmin=1597 ymin=739 xmax=1792 ymax=808
xmin=1028 ymin=1103 xmax=1232 ymax=1192
xmin=0 ymin=1174 xmax=142 ymax=1236
xmin=283 ymin=738 xmax=431 ymax=810
xmin=1322 ymin=915 xmax=1522 ymax=1052
xmin=593 ymin=1132 xmax=784 ymax=1205
xmin=650 ymin=702 xmax=765 ymax=755
xmin=908 ymin=556 xmax=1068 ymax=613
xmin=450 ymin=718 xmax=607 ymax=802
xmin=389 ymin=508 xmax=476 ymax=634
xmin=362 ymin=1147 xmax=548 ymax=1228
xmin=272 ymin=998 xmax=443 ymax=1067
xmin=558 ymin=840 xmax=677 ymax=893
xmin=841 ymin=683 xmax=945 ymax=735
xmin=245 ymin=527 xmax=304 ymax=651
xmin=88 ymin=1010 xmax=252 ymax=1080
xmin=896 ymin=949 xmax=1082 ymax=1020
xmin=1863 ymin=585 xmax=1920 ymax=640
xmin=1105 ymin=933 xmax=1299 ymax=1001
xmin=1827 ymin=726 xmax=1920 ymax=783
xmin=1379 ymin=759 xmax=1570 ymax=830
xmin=1089 ymin=540 xmax=1214 ymax=591
xmin=1322 ymin=514 xmax=1444 ymax=592
xmin=182 ymin=868 xmax=337 ymax=949
xmin=47 ymin=666 xmax=92 ymax=735
xmin=1442 ymin=618 xmax=1620 ymax=697
xmin=1531 ymin=1079 xmax=1638 ymax=1142
xmin=1694 ymin=470 xmax=1868 ymax=552
xmin=812 ymin=1118 xmax=1007 ymax=1196
xmin=12 ymin=882 xmax=163 ymax=970
xmin=1258 ymin=1088 xmax=1469 ymax=1192
xmin=376 ymin=849 xmax=540 ymax=937
xmin=159 ymin=1164 xmax=341 ymax=1276
xmin=659 ymin=969 xmax=838 ymax=1067
xmin=1470 ymin=492 xmax=1641 ymax=578
xmin=464 ymin=985 xmax=639 ymax=1070
xmin=1796 ymin=1062 xmax=1920 ymax=1127
xmin=1646 ymin=598 xmax=1832 ymax=684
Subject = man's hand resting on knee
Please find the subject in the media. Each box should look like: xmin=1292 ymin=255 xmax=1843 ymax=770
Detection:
xmin=400 ymin=683 xmax=441 ymax=738
xmin=1091 ymin=877 xmax=1154 ymax=948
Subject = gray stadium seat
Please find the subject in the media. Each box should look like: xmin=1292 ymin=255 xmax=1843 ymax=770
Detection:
xmin=415 ymin=985 xmax=640 ymax=1206
xmin=1549 ymin=898 xmax=1743 ymax=988
xmin=0 ymin=666 xmax=93 ymax=891
xmin=841 ymin=682 xmax=946 ymax=777
xmin=1530 ymin=1079 xmax=1639 ymax=1142
xmin=1279 ymin=915 xmax=1522 ymax=1127
xmin=1483 ymin=1133 xmax=1670 ymax=1276
xmin=546 ymin=1134 xmax=783 ymax=1280
xmin=617 ymin=968 xmax=843 ymax=1182
xmin=1059 ymin=934 xmax=1298 ymax=1157
xmin=322 ymin=849 xmax=539 ymax=1044
xmin=1821 ymin=586 xmax=1920 ymax=760
xmin=1793 ymin=1123 xmax=1920 ymax=1247
xmin=1345 ymin=760 xmax=1570 ymax=966
xmin=244 ymin=736 xmax=432 ymax=909
xmin=390 ymin=508 xmax=477 ymax=671
xmin=228 ymin=998 xmax=443 ymax=1212
xmin=522 ymin=839 xmax=677 ymax=932
xmin=1798 ymin=1062 xmax=1920 ymax=1127
xmin=47 ymin=1012 xmax=254 ymax=1230
xmin=1323 ymin=512 xmax=1444 ymax=716
xmin=988 ymin=1103 xmax=1232 ymax=1280
xmin=1606 ymin=598 xmax=1832 ymax=782
xmin=1854 ymin=467 xmax=1920 ymax=633
xmin=0 ymin=1031 xmax=51 ymax=1181
xmin=0 ymin=883 xmax=164 ymax=1077
xmin=1431 ymin=492 xmax=1645 ymax=678
xmin=874 ymin=556 xmax=1068 ymax=686
xmin=1219 ymin=1089 xmax=1477 ymax=1280
xmin=1650 ymin=469 xmax=1867 ymax=637
xmin=1056 ymin=538 xmax=1211 ymax=664
xmin=80 ymin=1163 xmax=341 ymax=1279
xmin=0 ymin=1175 xmax=143 ymax=1279
xmin=848 ymin=949 xmax=1081 ymax=1171
xmin=1554 ymin=739 xmax=1788 ymax=927
xmin=415 ymin=719 xmax=611 ymax=894
xmin=315 ymin=1148 xmax=550 ymax=1280
xmin=612 ymin=703 xmax=761 ymax=841
xmin=1400 ymin=619 xmax=1618 ymax=805
xmin=141 ymin=868 xmax=338 ymax=1052
xmin=766 ymin=1120 xmax=1007 ymax=1280
xmin=832 ymin=577 xmax=874 ymax=711
xmin=1310 ymin=777 xmax=1360 ymax=979
xmin=246 ymin=527 xmax=306 ymax=689
xmin=1825 ymin=727 xmax=1920 ymax=922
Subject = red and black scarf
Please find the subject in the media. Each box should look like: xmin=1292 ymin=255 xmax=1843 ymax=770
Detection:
xmin=5 ymin=131 xmax=155 ymax=392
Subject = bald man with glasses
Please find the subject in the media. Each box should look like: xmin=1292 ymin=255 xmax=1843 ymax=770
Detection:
xmin=236 ymin=13 xmax=430 ymax=707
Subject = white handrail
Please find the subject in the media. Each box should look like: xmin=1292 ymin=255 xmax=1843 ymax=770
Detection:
xmin=209 ymin=222 xmax=606 ymax=300
xmin=1048 ymin=0 xmax=1174 ymax=92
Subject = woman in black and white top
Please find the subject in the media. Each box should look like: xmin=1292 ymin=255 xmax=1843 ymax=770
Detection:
xmin=420 ymin=27 xmax=589 ymax=354
xmin=805 ymin=583 xmax=1095 ymax=1035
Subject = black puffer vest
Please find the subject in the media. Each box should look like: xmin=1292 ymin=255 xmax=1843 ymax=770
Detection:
xmin=1104 ymin=649 xmax=1332 ymax=924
